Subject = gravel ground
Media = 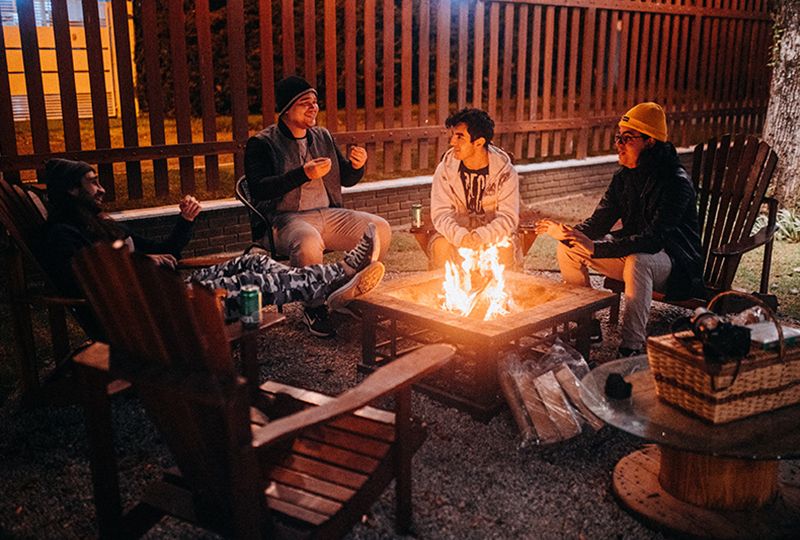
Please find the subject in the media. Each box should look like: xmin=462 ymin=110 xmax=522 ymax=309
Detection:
xmin=1 ymin=271 xmax=797 ymax=539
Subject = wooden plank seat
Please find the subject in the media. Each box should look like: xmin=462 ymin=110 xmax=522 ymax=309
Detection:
xmin=603 ymin=134 xmax=780 ymax=323
xmin=72 ymin=242 xmax=455 ymax=538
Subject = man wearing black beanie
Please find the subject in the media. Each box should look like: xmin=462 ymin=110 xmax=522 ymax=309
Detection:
xmin=245 ymin=75 xmax=391 ymax=338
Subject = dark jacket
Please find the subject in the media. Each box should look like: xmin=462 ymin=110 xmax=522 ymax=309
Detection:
xmin=244 ymin=120 xmax=364 ymax=239
xmin=42 ymin=216 xmax=194 ymax=339
xmin=575 ymin=164 xmax=705 ymax=300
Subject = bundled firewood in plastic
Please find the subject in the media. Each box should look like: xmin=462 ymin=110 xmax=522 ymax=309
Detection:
xmin=497 ymin=339 xmax=604 ymax=447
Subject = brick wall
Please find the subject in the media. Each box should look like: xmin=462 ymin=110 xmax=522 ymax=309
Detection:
xmin=118 ymin=152 xmax=694 ymax=258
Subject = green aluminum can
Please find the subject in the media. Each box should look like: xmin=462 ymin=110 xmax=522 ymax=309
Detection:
xmin=239 ymin=285 xmax=262 ymax=328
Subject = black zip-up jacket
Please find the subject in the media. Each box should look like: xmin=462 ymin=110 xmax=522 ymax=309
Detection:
xmin=575 ymin=164 xmax=705 ymax=300
xmin=245 ymin=120 xmax=364 ymax=240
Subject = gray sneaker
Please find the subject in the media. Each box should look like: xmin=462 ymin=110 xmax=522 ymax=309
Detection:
xmin=342 ymin=223 xmax=380 ymax=273
xmin=327 ymin=261 xmax=385 ymax=312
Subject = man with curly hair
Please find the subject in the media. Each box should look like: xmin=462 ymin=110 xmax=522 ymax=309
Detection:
xmin=429 ymin=108 xmax=520 ymax=268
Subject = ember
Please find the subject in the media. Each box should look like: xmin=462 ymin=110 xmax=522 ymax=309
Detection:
xmin=440 ymin=239 xmax=516 ymax=320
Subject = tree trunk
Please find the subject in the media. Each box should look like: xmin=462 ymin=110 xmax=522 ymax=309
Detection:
xmin=763 ymin=0 xmax=800 ymax=210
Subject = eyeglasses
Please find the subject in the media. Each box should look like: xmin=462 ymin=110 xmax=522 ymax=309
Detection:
xmin=614 ymin=133 xmax=646 ymax=145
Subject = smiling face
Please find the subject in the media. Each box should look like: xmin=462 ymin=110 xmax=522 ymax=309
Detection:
xmin=615 ymin=128 xmax=653 ymax=169
xmin=449 ymin=123 xmax=486 ymax=167
xmin=282 ymin=91 xmax=319 ymax=134
xmin=71 ymin=170 xmax=105 ymax=211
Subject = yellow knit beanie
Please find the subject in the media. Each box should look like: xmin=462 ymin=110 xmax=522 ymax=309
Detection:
xmin=618 ymin=102 xmax=668 ymax=142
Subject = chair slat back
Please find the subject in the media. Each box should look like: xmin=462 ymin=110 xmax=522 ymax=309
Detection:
xmin=0 ymin=177 xmax=48 ymax=267
xmin=691 ymin=134 xmax=778 ymax=291
xmin=73 ymin=242 xmax=256 ymax=525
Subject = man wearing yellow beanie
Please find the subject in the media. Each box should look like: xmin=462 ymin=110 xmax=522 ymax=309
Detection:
xmin=536 ymin=102 xmax=704 ymax=357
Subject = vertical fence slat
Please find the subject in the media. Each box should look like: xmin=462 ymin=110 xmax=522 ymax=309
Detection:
xmin=675 ymin=15 xmax=690 ymax=145
xmin=501 ymin=3 xmax=514 ymax=150
xmin=16 ymin=0 xmax=50 ymax=165
xmin=304 ymin=0 xmax=316 ymax=84
xmin=604 ymin=10 xmax=621 ymax=150
xmin=400 ymin=0 xmax=413 ymax=170
xmin=567 ymin=7 xmax=580 ymax=156
xmin=435 ymin=0 xmax=450 ymax=159
xmin=418 ymin=0 xmax=430 ymax=169
xmin=627 ymin=11 xmax=641 ymax=110
xmin=656 ymin=14 xmax=670 ymax=122
xmin=324 ymin=0 xmax=338 ymax=132
xmin=364 ymin=0 xmax=376 ymax=174
xmin=526 ymin=5 xmax=542 ymax=158
xmin=282 ymin=0 xmax=296 ymax=75
xmin=259 ymin=0 xmax=275 ymax=128
xmin=382 ymin=0 xmax=395 ymax=171
xmin=345 ymin=0 xmax=357 ymax=132
xmin=472 ymin=1 xmax=484 ymax=109
xmin=141 ymin=0 xmax=168 ymax=195
xmin=52 ymin=0 xmax=81 ymax=152
xmin=167 ymin=0 xmax=194 ymax=194
xmin=514 ymin=5 xmax=529 ymax=159
xmin=400 ymin=0 xmax=414 ymax=171
xmin=82 ymin=0 xmax=113 ymax=197
xmin=541 ymin=5 xmax=554 ymax=157
xmin=577 ymin=8 xmax=594 ymax=159
xmin=457 ymin=1 xmax=468 ymax=109
xmin=592 ymin=9 xmax=607 ymax=153
xmin=744 ymin=17 xmax=760 ymax=133
xmin=487 ymin=2 xmax=499 ymax=120
xmin=110 ymin=0 xmax=142 ymax=197
xmin=0 ymin=7 xmax=19 ymax=183
xmin=196 ymin=0 xmax=219 ymax=190
xmin=553 ymin=7 xmax=567 ymax=156
xmin=228 ymin=0 xmax=248 ymax=179
xmin=666 ymin=15 xmax=681 ymax=130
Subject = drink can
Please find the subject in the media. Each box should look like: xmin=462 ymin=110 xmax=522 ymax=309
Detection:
xmin=411 ymin=203 xmax=423 ymax=228
xmin=239 ymin=285 xmax=262 ymax=328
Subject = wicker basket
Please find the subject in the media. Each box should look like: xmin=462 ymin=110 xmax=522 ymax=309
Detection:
xmin=647 ymin=291 xmax=800 ymax=424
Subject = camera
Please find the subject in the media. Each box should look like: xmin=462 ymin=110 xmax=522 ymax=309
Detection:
xmin=689 ymin=308 xmax=751 ymax=364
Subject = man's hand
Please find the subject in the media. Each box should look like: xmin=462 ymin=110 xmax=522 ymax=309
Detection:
xmin=563 ymin=228 xmax=594 ymax=257
xmin=534 ymin=219 xmax=571 ymax=241
xmin=147 ymin=254 xmax=178 ymax=269
xmin=179 ymin=195 xmax=202 ymax=222
xmin=303 ymin=157 xmax=332 ymax=180
xmin=349 ymin=145 xmax=367 ymax=169
xmin=460 ymin=231 xmax=483 ymax=250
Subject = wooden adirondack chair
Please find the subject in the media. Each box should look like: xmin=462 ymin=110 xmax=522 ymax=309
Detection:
xmin=606 ymin=134 xmax=779 ymax=323
xmin=71 ymin=241 xmax=454 ymax=538
xmin=0 ymin=175 xmax=91 ymax=401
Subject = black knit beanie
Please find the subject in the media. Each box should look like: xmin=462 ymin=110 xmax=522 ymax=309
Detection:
xmin=275 ymin=76 xmax=317 ymax=115
xmin=45 ymin=158 xmax=94 ymax=202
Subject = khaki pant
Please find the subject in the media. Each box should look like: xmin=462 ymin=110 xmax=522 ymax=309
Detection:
xmin=556 ymin=240 xmax=672 ymax=350
xmin=273 ymin=207 xmax=392 ymax=267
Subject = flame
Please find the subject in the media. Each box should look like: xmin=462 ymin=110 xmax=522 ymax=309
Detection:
xmin=440 ymin=238 xmax=514 ymax=320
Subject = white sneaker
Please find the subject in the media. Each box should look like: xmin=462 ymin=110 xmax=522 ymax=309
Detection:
xmin=327 ymin=261 xmax=385 ymax=312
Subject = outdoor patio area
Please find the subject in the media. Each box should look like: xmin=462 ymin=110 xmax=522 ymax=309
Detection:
xmin=0 ymin=261 xmax=797 ymax=538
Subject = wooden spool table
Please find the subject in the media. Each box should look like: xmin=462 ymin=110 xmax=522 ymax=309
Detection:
xmin=580 ymin=356 xmax=800 ymax=539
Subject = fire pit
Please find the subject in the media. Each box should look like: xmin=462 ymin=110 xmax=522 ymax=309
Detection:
xmin=353 ymin=270 xmax=616 ymax=419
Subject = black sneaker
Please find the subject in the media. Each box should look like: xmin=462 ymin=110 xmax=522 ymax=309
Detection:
xmin=343 ymin=223 xmax=380 ymax=272
xmin=328 ymin=261 xmax=385 ymax=312
xmin=303 ymin=305 xmax=336 ymax=338
xmin=617 ymin=346 xmax=644 ymax=358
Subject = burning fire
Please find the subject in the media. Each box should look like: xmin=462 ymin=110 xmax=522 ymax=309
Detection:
xmin=440 ymin=239 xmax=516 ymax=320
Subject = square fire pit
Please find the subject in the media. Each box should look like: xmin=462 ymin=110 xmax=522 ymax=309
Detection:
xmin=353 ymin=270 xmax=616 ymax=420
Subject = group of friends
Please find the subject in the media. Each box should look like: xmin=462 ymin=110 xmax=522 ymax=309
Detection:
xmin=43 ymin=74 xmax=704 ymax=355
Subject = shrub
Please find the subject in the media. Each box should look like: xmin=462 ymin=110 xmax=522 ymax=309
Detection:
xmin=753 ymin=208 xmax=800 ymax=243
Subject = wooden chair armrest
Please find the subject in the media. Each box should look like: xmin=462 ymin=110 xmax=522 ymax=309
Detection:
xmin=176 ymin=251 xmax=243 ymax=270
xmin=713 ymin=224 xmax=776 ymax=257
xmin=73 ymin=341 xmax=111 ymax=373
xmin=251 ymin=344 xmax=455 ymax=450
xmin=223 ymin=310 xmax=285 ymax=344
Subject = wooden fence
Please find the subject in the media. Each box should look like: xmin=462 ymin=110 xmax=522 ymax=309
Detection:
xmin=0 ymin=0 xmax=772 ymax=205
